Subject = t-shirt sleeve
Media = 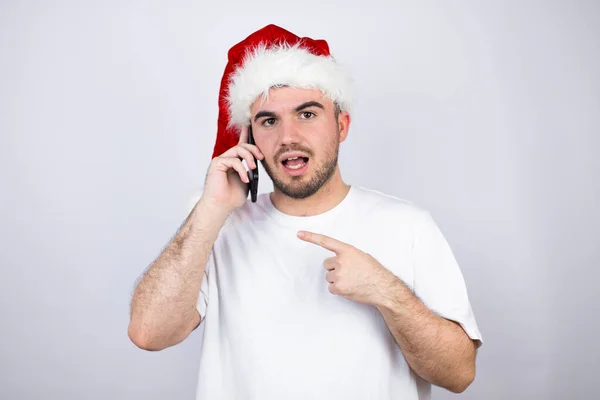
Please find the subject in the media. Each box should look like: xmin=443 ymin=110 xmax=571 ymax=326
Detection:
xmin=197 ymin=266 xmax=210 ymax=320
xmin=187 ymin=186 xmax=211 ymax=320
xmin=197 ymin=243 xmax=219 ymax=321
xmin=412 ymin=210 xmax=483 ymax=347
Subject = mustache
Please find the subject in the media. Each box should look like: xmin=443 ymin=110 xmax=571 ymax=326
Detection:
xmin=274 ymin=145 xmax=313 ymax=159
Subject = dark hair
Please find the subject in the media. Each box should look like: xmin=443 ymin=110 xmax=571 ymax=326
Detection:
xmin=333 ymin=102 xmax=341 ymax=120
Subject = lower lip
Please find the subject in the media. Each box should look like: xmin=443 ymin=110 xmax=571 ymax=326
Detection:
xmin=282 ymin=159 xmax=309 ymax=176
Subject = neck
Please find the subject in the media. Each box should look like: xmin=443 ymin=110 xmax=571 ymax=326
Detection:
xmin=269 ymin=168 xmax=350 ymax=217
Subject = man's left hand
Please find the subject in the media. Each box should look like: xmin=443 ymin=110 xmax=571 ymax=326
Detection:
xmin=297 ymin=230 xmax=398 ymax=306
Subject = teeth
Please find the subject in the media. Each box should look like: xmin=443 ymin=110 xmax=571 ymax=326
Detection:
xmin=287 ymin=157 xmax=299 ymax=161
xmin=286 ymin=161 xmax=307 ymax=170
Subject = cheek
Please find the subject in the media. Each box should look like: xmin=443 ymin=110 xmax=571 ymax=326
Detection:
xmin=257 ymin=142 xmax=280 ymax=168
xmin=317 ymin=135 xmax=338 ymax=155
xmin=255 ymin=134 xmax=275 ymax=154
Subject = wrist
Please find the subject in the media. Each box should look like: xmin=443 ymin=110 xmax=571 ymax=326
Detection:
xmin=373 ymin=272 xmax=411 ymax=313
xmin=182 ymin=198 xmax=231 ymax=238
xmin=197 ymin=198 xmax=232 ymax=220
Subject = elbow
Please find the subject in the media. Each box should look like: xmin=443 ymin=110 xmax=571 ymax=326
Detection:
xmin=128 ymin=322 xmax=168 ymax=352
xmin=447 ymin=365 xmax=475 ymax=394
xmin=127 ymin=314 xmax=197 ymax=351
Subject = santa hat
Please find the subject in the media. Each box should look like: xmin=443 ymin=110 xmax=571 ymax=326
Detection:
xmin=211 ymin=24 xmax=354 ymax=159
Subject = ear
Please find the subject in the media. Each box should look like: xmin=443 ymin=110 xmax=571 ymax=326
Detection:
xmin=338 ymin=111 xmax=351 ymax=143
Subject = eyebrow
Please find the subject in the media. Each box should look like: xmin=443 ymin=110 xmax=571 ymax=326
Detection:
xmin=253 ymin=101 xmax=325 ymax=122
xmin=294 ymin=101 xmax=325 ymax=112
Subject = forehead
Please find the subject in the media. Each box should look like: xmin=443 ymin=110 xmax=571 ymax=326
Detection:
xmin=250 ymin=87 xmax=332 ymax=113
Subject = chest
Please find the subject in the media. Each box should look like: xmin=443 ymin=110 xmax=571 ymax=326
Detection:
xmin=210 ymin=216 xmax=414 ymax=345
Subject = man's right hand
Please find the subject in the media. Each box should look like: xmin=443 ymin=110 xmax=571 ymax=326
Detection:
xmin=201 ymin=125 xmax=264 ymax=212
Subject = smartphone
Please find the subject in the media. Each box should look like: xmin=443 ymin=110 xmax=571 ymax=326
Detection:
xmin=247 ymin=124 xmax=259 ymax=203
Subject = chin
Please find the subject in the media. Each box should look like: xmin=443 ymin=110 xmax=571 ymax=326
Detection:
xmin=273 ymin=172 xmax=317 ymax=199
xmin=279 ymin=182 xmax=321 ymax=199
xmin=274 ymin=165 xmax=337 ymax=200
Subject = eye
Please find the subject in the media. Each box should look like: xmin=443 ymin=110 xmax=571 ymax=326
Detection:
xmin=262 ymin=118 xmax=277 ymax=127
xmin=300 ymin=111 xmax=315 ymax=119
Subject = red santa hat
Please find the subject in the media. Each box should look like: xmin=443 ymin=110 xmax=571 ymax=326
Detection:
xmin=211 ymin=24 xmax=354 ymax=159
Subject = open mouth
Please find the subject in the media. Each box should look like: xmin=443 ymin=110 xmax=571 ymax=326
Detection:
xmin=282 ymin=156 xmax=309 ymax=175
xmin=282 ymin=156 xmax=309 ymax=169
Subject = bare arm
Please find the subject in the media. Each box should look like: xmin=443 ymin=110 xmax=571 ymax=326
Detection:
xmin=375 ymin=277 xmax=478 ymax=393
xmin=128 ymin=124 xmax=264 ymax=351
xmin=128 ymin=199 xmax=229 ymax=351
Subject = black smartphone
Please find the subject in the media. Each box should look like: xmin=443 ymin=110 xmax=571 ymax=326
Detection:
xmin=247 ymin=124 xmax=259 ymax=203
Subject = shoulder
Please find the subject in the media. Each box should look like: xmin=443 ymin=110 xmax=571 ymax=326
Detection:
xmin=351 ymin=186 xmax=430 ymax=223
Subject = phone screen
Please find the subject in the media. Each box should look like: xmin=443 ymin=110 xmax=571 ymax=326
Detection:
xmin=247 ymin=125 xmax=259 ymax=202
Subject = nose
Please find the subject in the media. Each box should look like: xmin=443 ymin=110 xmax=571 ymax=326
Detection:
xmin=277 ymin=117 xmax=302 ymax=146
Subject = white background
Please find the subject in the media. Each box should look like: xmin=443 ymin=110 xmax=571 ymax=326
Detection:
xmin=1 ymin=1 xmax=598 ymax=399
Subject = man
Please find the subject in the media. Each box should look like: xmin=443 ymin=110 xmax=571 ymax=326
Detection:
xmin=128 ymin=24 xmax=483 ymax=399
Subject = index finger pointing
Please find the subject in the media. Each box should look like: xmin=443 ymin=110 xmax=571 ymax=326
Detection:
xmin=297 ymin=231 xmax=349 ymax=255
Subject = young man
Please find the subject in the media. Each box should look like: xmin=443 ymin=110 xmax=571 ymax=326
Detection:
xmin=128 ymin=24 xmax=483 ymax=399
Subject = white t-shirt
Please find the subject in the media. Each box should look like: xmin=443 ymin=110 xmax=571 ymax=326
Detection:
xmin=192 ymin=185 xmax=482 ymax=400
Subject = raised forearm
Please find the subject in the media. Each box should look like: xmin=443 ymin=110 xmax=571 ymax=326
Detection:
xmin=128 ymin=199 xmax=229 ymax=350
xmin=375 ymin=277 xmax=477 ymax=393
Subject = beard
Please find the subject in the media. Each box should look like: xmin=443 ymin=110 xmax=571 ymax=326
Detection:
xmin=261 ymin=129 xmax=340 ymax=200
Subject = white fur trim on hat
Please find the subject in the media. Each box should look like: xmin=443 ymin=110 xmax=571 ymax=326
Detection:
xmin=225 ymin=42 xmax=354 ymax=129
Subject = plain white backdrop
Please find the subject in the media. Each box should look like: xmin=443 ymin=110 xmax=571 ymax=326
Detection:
xmin=1 ymin=1 xmax=598 ymax=399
